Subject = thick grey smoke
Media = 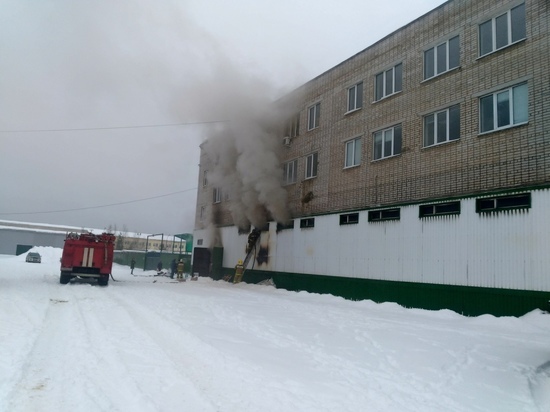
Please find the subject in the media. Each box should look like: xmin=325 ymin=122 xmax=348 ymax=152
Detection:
xmin=203 ymin=112 xmax=289 ymax=228
xmin=203 ymin=98 xmax=293 ymax=230
xmin=172 ymin=47 xmax=300 ymax=233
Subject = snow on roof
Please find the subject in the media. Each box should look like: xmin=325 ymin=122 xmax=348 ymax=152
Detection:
xmin=0 ymin=220 xmax=174 ymax=239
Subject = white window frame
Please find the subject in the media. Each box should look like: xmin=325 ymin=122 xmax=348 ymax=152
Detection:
xmin=479 ymin=82 xmax=528 ymax=134
xmin=373 ymin=125 xmax=402 ymax=160
xmin=305 ymin=152 xmax=318 ymax=179
xmin=307 ymin=103 xmax=320 ymax=131
xmin=424 ymin=35 xmax=460 ymax=80
xmin=347 ymin=82 xmax=363 ymax=113
xmin=283 ymin=159 xmax=298 ymax=185
xmin=423 ymin=104 xmax=460 ymax=147
xmin=344 ymin=137 xmax=362 ymax=168
xmin=374 ymin=63 xmax=402 ymax=101
xmin=213 ymin=187 xmax=221 ymax=204
xmin=479 ymin=3 xmax=526 ymax=57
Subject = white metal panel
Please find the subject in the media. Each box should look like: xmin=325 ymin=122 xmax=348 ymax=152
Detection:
xmin=194 ymin=189 xmax=550 ymax=292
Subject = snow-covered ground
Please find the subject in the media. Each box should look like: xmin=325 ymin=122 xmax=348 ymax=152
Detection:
xmin=1 ymin=247 xmax=549 ymax=412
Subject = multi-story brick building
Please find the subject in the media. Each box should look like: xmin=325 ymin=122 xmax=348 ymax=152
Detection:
xmin=193 ymin=0 xmax=550 ymax=316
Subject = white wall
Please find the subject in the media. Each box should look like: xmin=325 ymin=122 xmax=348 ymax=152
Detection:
xmin=194 ymin=189 xmax=550 ymax=292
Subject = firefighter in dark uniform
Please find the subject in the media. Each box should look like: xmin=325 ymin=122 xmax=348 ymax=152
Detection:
xmin=233 ymin=260 xmax=244 ymax=284
xmin=246 ymin=229 xmax=261 ymax=254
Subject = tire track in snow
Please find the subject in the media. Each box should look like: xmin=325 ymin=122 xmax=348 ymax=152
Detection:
xmin=104 ymin=285 xmax=289 ymax=412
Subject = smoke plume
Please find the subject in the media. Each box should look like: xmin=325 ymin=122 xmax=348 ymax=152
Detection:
xmin=203 ymin=97 xmax=294 ymax=230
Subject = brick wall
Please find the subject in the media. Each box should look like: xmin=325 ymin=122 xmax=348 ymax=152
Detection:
xmin=196 ymin=0 xmax=550 ymax=228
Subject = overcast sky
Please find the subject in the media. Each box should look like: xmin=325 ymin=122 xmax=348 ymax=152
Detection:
xmin=0 ymin=0 xmax=446 ymax=235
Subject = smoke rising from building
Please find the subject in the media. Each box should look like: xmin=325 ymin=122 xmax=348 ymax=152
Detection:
xmin=203 ymin=96 xmax=294 ymax=232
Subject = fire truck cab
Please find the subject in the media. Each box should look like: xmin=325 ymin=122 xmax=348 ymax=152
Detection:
xmin=60 ymin=232 xmax=116 ymax=286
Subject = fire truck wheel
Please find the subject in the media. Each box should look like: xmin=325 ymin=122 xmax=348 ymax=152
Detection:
xmin=60 ymin=272 xmax=72 ymax=284
xmin=97 ymin=277 xmax=109 ymax=286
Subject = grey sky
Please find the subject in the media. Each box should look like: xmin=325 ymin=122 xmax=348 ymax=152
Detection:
xmin=0 ymin=0 xmax=446 ymax=235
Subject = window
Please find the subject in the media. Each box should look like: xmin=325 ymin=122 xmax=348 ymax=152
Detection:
xmin=347 ymin=82 xmax=363 ymax=112
xmin=200 ymin=206 xmax=206 ymax=222
xmin=276 ymin=220 xmax=295 ymax=232
xmin=197 ymin=239 xmax=203 ymax=246
xmin=424 ymin=36 xmax=460 ymax=80
xmin=202 ymin=170 xmax=208 ymax=187
xmin=305 ymin=152 xmax=318 ymax=179
xmin=373 ymin=125 xmax=402 ymax=160
xmin=476 ymin=193 xmax=530 ymax=213
xmin=419 ymin=201 xmax=460 ymax=218
xmin=213 ymin=188 xmax=221 ymax=203
xmin=424 ymin=105 xmax=460 ymax=147
xmin=375 ymin=63 xmax=402 ymax=101
xmin=340 ymin=213 xmax=359 ymax=225
xmin=286 ymin=113 xmax=300 ymax=138
xmin=368 ymin=209 xmax=400 ymax=222
xmin=300 ymin=218 xmax=315 ymax=228
xmin=479 ymin=3 xmax=526 ymax=56
xmin=307 ymin=103 xmax=320 ymax=130
xmin=283 ymin=159 xmax=297 ymax=185
xmin=345 ymin=137 xmax=362 ymax=168
xmin=479 ymin=83 xmax=528 ymax=133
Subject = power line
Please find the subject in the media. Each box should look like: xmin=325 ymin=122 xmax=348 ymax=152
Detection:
xmin=0 ymin=188 xmax=197 ymax=216
xmin=0 ymin=120 xmax=228 ymax=133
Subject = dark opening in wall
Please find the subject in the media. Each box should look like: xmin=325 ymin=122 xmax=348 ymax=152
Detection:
xmin=300 ymin=218 xmax=315 ymax=228
xmin=339 ymin=213 xmax=359 ymax=225
xmin=419 ymin=201 xmax=461 ymax=218
xmin=476 ymin=193 xmax=531 ymax=213
xmin=276 ymin=220 xmax=295 ymax=232
xmin=368 ymin=208 xmax=400 ymax=222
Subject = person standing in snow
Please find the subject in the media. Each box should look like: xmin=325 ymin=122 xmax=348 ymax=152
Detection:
xmin=233 ymin=260 xmax=244 ymax=284
xmin=170 ymin=259 xmax=176 ymax=279
xmin=177 ymin=259 xmax=185 ymax=281
xmin=130 ymin=258 xmax=136 ymax=275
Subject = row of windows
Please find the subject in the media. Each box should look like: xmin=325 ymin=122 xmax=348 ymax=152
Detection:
xmin=284 ymin=80 xmax=528 ymax=179
xmin=283 ymin=152 xmax=318 ymax=185
xmin=286 ymin=3 xmax=526 ymax=136
xmin=292 ymin=193 xmax=531 ymax=228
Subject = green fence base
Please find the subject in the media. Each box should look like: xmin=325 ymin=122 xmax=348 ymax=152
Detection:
xmin=216 ymin=268 xmax=549 ymax=317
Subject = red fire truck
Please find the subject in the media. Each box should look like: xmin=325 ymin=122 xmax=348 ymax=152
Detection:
xmin=60 ymin=232 xmax=116 ymax=286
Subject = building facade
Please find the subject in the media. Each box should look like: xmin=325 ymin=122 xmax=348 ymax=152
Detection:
xmin=193 ymin=0 xmax=550 ymax=316
xmin=0 ymin=220 xmax=187 ymax=255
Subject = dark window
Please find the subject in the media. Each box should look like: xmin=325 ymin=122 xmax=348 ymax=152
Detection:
xmin=424 ymin=35 xmax=460 ymax=80
xmin=339 ymin=213 xmax=359 ymax=225
xmin=368 ymin=209 xmax=400 ymax=222
xmin=476 ymin=193 xmax=531 ymax=213
xmin=419 ymin=201 xmax=461 ymax=218
xmin=305 ymin=152 xmax=318 ymax=179
xmin=300 ymin=218 xmax=315 ymax=228
xmin=286 ymin=113 xmax=300 ymax=138
xmin=348 ymin=82 xmax=363 ymax=112
xmin=308 ymin=103 xmax=320 ymax=130
xmin=423 ymin=105 xmax=460 ymax=147
xmin=479 ymin=3 xmax=526 ymax=56
xmin=373 ymin=125 xmax=402 ymax=160
xmin=276 ymin=220 xmax=295 ymax=232
xmin=375 ymin=63 xmax=402 ymax=101
xmin=480 ymin=83 xmax=528 ymax=133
